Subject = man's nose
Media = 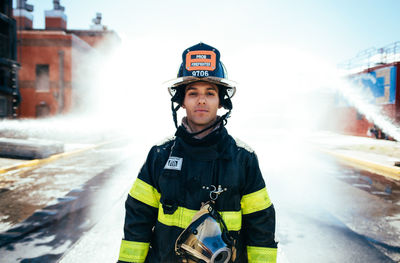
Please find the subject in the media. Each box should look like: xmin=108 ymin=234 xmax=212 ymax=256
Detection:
xmin=198 ymin=94 xmax=206 ymax=104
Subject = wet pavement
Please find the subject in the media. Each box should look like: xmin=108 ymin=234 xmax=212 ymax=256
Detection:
xmin=336 ymin=167 xmax=400 ymax=203
xmin=0 ymin=137 xmax=139 ymax=262
xmin=257 ymin=132 xmax=400 ymax=262
xmin=0 ymin=158 xmax=135 ymax=262
xmin=1 ymin=131 xmax=400 ymax=262
xmin=0 ymin=140 xmax=132 ymax=232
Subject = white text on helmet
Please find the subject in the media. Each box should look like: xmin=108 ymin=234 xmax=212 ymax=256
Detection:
xmin=192 ymin=71 xmax=209 ymax=77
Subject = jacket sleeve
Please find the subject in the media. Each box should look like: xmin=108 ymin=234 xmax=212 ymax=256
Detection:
xmin=118 ymin=147 xmax=161 ymax=263
xmin=241 ymin=152 xmax=278 ymax=263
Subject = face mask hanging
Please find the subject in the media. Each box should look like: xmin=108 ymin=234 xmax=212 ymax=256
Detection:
xmin=175 ymin=199 xmax=233 ymax=263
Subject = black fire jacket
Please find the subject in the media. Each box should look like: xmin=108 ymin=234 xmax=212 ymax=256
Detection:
xmin=118 ymin=126 xmax=277 ymax=262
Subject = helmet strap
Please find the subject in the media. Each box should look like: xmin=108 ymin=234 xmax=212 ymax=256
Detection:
xmin=182 ymin=110 xmax=231 ymax=138
xmin=171 ymin=101 xmax=181 ymax=129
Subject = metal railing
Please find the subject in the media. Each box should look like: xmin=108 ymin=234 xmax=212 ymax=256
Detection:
xmin=338 ymin=41 xmax=400 ymax=73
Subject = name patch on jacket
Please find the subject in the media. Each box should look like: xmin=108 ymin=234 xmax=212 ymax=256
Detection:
xmin=164 ymin=157 xmax=183 ymax=170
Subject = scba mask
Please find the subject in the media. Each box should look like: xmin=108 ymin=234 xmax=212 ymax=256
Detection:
xmin=175 ymin=201 xmax=233 ymax=263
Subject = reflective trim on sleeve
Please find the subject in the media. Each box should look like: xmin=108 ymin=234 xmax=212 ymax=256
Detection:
xmin=118 ymin=240 xmax=149 ymax=263
xmin=129 ymin=178 xmax=160 ymax=208
xmin=247 ymin=246 xmax=277 ymax=263
xmin=241 ymin=187 xmax=272 ymax=215
xmin=220 ymin=210 xmax=242 ymax=231
xmin=157 ymin=204 xmax=242 ymax=231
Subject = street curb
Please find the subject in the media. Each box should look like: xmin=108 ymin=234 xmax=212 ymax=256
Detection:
xmin=321 ymin=149 xmax=400 ymax=181
xmin=0 ymin=137 xmax=126 ymax=175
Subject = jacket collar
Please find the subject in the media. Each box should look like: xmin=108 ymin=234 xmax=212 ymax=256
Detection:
xmin=175 ymin=123 xmax=225 ymax=147
xmin=174 ymin=125 xmax=231 ymax=160
xmin=181 ymin=116 xmax=221 ymax=139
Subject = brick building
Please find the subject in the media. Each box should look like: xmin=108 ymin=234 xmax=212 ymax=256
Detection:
xmin=331 ymin=43 xmax=400 ymax=139
xmin=13 ymin=1 xmax=119 ymax=118
xmin=0 ymin=0 xmax=20 ymax=118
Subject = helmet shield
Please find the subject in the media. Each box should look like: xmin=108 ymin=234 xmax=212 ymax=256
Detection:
xmin=175 ymin=204 xmax=232 ymax=263
xmin=166 ymin=77 xmax=236 ymax=98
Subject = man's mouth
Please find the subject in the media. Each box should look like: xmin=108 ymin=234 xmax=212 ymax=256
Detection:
xmin=195 ymin=109 xmax=208 ymax=112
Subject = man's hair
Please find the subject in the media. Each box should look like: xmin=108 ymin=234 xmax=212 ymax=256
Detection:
xmin=174 ymin=83 xmax=230 ymax=109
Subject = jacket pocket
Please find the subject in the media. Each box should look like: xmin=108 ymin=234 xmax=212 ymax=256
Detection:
xmin=159 ymin=169 xmax=181 ymax=214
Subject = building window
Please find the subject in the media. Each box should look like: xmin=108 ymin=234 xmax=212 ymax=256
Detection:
xmin=356 ymin=111 xmax=364 ymax=120
xmin=36 ymin=64 xmax=50 ymax=92
xmin=0 ymin=95 xmax=7 ymax=117
xmin=36 ymin=102 xmax=50 ymax=117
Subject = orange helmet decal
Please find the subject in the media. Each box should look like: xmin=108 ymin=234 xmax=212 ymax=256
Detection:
xmin=185 ymin=50 xmax=217 ymax=71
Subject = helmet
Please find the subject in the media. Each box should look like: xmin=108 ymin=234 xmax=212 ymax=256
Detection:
xmin=167 ymin=42 xmax=236 ymax=110
xmin=175 ymin=202 xmax=233 ymax=263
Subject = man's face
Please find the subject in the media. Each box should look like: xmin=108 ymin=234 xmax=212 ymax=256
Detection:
xmin=182 ymin=82 xmax=221 ymax=131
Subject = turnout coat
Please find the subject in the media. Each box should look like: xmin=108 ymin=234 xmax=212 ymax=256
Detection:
xmin=118 ymin=126 xmax=277 ymax=262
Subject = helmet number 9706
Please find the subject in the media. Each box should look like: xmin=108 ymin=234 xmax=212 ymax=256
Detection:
xmin=192 ymin=70 xmax=209 ymax=77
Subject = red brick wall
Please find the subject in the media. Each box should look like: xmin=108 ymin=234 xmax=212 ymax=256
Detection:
xmin=75 ymin=34 xmax=104 ymax=47
xmin=331 ymin=104 xmax=396 ymax=137
xmin=329 ymin=63 xmax=400 ymax=138
xmin=45 ymin=17 xmax=66 ymax=31
xmin=15 ymin=28 xmax=114 ymax=118
xmin=13 ymin=16 xmax=32 ymax=30
xmin=17 ymin=31 xmax=73 ymax=118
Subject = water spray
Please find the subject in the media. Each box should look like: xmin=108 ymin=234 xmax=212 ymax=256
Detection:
xmin=333 ymin=73 xmax=400 ymax=142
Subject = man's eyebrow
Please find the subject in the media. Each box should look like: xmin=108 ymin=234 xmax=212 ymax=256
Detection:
xmin=186 ymin=86 xmax=197 ymax=91
xmin=185 ymin=86 xmax=218 ymax=92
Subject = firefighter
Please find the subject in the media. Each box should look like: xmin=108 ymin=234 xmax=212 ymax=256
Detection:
xmin=117 ymin=42 xmax=277 ymax=262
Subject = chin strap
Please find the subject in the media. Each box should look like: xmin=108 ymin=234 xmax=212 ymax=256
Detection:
xmin=171 ymin=101 xmax=231 ymax=137
xmin=172 ymin=101 xmax=181 ymax=129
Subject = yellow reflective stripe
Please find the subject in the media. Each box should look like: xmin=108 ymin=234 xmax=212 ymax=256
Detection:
xmin=129 ymin=178 xmax=160 ymax=208
xmin=118 ymin=240 xmax=149 ymax=263
xmin=241 ymin=187 xmax=272 ymax=215
xmin=221 ymin=211 xmax=242 ymax=231
xmin=247 ymin=246 xmax=277 ymax=263
xmin=157 ymin=204 xmax=242 ymax=231
xmin=157 ymin=205 xmax=197 ymax=229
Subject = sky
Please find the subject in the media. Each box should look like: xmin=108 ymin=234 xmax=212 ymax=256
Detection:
xmin=14 ymin=0 xmax=400 ymax=65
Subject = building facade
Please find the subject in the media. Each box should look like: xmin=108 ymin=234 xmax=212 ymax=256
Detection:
xmin=331 ymin=47 xmax=400 ymax=139
xmin=0 ymin=0 xmax=20 ymax=118
xmin=13 ymin=1 xmax=119 ymax=118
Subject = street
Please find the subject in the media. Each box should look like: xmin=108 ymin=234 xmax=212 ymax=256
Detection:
xmin=0 ymin=132 xmax=400 ymax=262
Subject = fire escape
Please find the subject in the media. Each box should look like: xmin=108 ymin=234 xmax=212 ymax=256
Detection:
xmin=0 ymin=0 xmax=23 ymax=118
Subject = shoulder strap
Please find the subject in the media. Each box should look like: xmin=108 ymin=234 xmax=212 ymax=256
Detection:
xmin=160 ymin=139 xmax=183 ymax=215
